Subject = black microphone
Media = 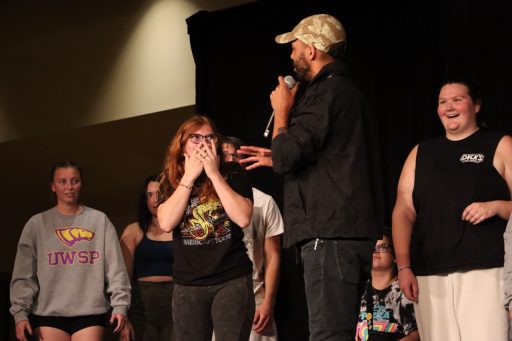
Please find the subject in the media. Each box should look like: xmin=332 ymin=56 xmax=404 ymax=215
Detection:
xmin=263 ymin=75 xmax=297 ymax=138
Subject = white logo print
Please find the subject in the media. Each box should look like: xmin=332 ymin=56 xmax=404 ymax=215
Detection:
xmin=460 ymin=153 xmax=484 ymax=163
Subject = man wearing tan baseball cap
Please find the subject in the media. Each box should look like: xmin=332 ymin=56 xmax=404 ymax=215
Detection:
xmin=275 ymin=14 xmax=346 ymax=54
xmin=239 ymin=13 xmax=380 ymax=341
xmin=272 ymin=14 xmax=347 ymax=82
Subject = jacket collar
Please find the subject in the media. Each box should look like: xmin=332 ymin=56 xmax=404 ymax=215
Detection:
xmin=309 ymin=59 xmax=350 ymax=86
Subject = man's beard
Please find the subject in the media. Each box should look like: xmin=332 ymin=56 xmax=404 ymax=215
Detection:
xmin=293 ymin=54 xmax=310 ymax=82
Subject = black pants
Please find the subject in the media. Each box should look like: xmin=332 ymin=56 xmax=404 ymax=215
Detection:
xmin=129 ymin=281 xmax=174 ymax=341
xmin=301 ymin=238 xmax=373 ymax=341
xmin=172 ymin=275 xmax=255 ymax=341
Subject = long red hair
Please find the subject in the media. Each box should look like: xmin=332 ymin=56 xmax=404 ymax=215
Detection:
xmin=158 ymin=115 xmax=220 ymax=202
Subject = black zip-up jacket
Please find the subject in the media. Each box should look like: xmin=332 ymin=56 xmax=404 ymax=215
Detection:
xmin=272 ymin=60 xmax=380 ymax=248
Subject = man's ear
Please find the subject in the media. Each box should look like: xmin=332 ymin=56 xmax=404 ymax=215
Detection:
xmin=307 ymin=44 xmax=317 ymax=61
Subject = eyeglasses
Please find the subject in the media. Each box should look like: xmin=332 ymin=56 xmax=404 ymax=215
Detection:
xmin=188 ymin=133 xmax=219 ymax=144
xmin=373 ymin=243 xmax=392 ymax=254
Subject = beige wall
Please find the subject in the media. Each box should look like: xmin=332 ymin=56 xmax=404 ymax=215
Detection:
xmin=0 ymin=0 xmax=253 ymax=275
xmin=1 ymin=2 xmax=256 ymax=338
xmin=0 ymin=0 xmax=253 ymax=143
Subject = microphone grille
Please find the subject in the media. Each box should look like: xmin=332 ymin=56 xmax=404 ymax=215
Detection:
xmin=284 ymin=75 xmax=297 ymax=89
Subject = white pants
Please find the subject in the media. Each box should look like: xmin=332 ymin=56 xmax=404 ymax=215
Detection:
xmin=415 ymin=267 xmax=508 ymax=341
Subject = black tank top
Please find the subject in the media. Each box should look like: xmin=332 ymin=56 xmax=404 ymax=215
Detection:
xmin=412 ymin=129 xmax=510 ymax=275
xmin=133 ymin=234 xmax=174 ymax=279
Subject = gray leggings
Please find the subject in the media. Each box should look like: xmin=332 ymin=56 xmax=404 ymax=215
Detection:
xmin=172 ymin=275 xmax=255 ymax=341
xmin=129 ymin=281 xmax=174 ymax=341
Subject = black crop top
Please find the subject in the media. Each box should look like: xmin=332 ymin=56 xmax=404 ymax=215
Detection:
xmin=133 ymin=234 xmax=174 ymax=279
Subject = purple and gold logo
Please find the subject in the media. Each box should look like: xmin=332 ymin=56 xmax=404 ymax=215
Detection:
xmin=55 ymin=227 xmax=95 ymax=247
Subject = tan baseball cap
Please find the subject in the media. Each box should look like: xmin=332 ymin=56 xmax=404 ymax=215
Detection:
xmin=275 ymin=14 xmax=346 ymax=53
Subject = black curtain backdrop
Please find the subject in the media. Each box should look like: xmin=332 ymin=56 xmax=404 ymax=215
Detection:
xmin=187 ymin=1 xmax=512 ymax=339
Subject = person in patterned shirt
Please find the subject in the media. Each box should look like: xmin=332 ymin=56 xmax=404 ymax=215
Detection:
xmin=355 ymin=234 xmax=419 ymax=341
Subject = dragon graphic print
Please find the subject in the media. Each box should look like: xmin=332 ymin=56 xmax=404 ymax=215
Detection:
xmin=180 ymin=196 xmax=232 ymax=246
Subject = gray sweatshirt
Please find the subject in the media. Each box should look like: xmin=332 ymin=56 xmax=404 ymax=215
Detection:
xmin=10 ymin=206 xmax=131 ymax=322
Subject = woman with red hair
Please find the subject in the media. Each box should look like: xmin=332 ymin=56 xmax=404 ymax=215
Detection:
xmin=157 ymin=115 xmax=255 ymax=341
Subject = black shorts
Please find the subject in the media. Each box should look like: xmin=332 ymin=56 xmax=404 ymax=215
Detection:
xmin=30 ymin=314 xmax=107 ymax=335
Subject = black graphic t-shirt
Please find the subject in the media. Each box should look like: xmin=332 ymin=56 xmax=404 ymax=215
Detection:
xmin=355 ymin=280 xmax=417 ymax=341
xmin=172 ymin=168 xmax=253 ymax=285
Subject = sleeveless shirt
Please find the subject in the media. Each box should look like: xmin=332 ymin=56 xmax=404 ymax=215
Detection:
xmin=133 ymin=234 xmax=174 ymax=279
xmin=412 ymin=129 xmax=510 ymax=275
